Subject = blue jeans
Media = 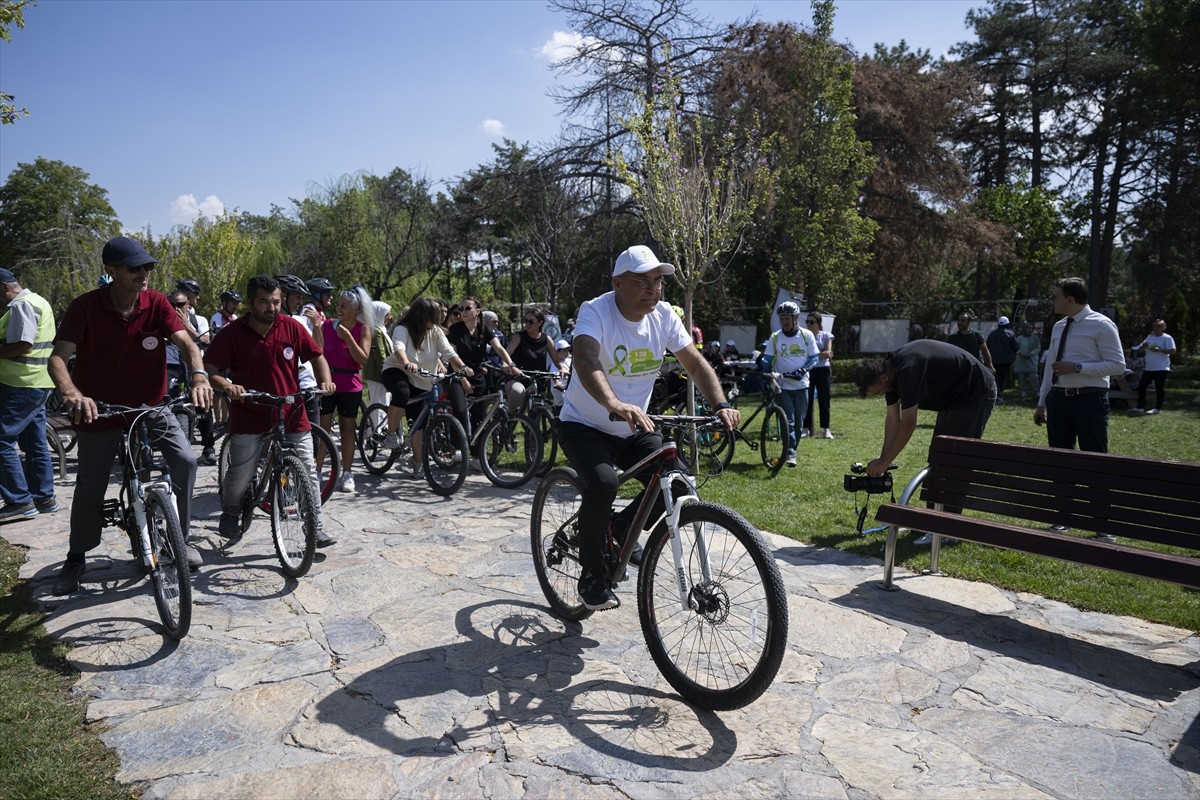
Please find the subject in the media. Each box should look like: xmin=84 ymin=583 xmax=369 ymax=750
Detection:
xmin=776 ymin=387 xmax=809 ymax=456
xmin=0 ymin=385 xmax=54 ymax=507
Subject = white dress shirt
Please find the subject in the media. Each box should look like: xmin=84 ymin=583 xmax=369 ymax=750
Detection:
xmin=1037 ymin=305 xmax=1126 ymax=405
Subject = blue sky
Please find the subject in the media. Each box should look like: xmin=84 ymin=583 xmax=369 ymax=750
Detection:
xmin=0 ymin=0 xmax=979 ymax=236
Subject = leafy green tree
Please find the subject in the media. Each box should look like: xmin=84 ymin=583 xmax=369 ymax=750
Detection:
xmin=0 ymin=157 xmax=120 ymax=312
xmin=972 ymin=182 xmax=1067 ymax=311
xmin=152 ymin=214 xmax=260 ymax=315
xmin=1 ymin=0 xmax=34 ymax=124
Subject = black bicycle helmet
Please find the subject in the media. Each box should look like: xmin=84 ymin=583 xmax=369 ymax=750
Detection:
xmin=274 ymin=274 xmax=310 ymax=297
xmin=219 ymin=290 xmax=243 ymax=304
xmin=176 ymin=279 xmax=201 ymax=295
xmin=305 ymin=277 xmax=335 ymax=296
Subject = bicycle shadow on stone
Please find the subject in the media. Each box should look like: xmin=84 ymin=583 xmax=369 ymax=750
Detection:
xmin=833 ymin=582 xmax=1200 ymax=701
xmin=42 ymin=615 xmax=179 ymax=671
xmin=307 ymin=599 xmax=737 ymax=772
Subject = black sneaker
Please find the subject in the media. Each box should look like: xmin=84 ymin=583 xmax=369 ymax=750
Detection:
xmin=35 ymin=498 xmax=60 ymax=513
xmin=0 ymin=501 xmax=38 ymax=523
xmin=199 ymin=447 xmax=217 ymax=466
xmin=218 ymin=511 xmax=241 ymax=539
xmin=53 ymin=560 xmax=86 ymax=595
xmin=578 ymin=571 xmax=619 ymax=611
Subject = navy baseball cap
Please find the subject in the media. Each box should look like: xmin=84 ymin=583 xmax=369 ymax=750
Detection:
xmin=102 ymin=236 xmax=156 ymax=268
xmin=0 ymin=268 xmax=16 ymax=284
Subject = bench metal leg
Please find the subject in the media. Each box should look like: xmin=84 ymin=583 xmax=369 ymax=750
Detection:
xmin=875 ymin=466 xmax=933 ymax=591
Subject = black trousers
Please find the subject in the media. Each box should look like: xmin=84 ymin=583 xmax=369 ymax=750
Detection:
xmin=1137 ymin=370 xmax=1167 ymax=410
xmin=993 ymin=362 xmax=1012 ymax=395
xmin=558 ymin=422 xmax=683 ymax=577
xmin=1046 ymin=389 xmax=1109 ymax=453
xmin=803 ymin=366 xmax=831 ymax=430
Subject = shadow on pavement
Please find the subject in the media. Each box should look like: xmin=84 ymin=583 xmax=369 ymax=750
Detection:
xmin=833 ymin=581 xmax=1200 ymax=702
xmin=316 ymin=599 xmax=737 ymax=771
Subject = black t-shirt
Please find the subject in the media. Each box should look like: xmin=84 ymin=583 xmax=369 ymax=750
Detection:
xmin=447 ymin=321 xmax=491 ymax=370
xmin=512 ymin=330 xmax=549 ymax=372
xmin=886 ymin=339 xmax=996 ymax=411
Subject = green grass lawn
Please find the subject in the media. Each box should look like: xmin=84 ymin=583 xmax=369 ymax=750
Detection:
xmin=0 ymin=541 xmax=134 ymax=800
xmin=699 ymin=376 xmax=1200 ymax=631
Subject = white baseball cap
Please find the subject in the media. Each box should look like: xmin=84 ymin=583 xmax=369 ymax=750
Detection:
xmin=998 ymin=316 xmax=1010 ymax=325
xmin=613 ymin=245 xmax=675 ymax=276
xmin=555 ymin=339 xmax=570 ymax=350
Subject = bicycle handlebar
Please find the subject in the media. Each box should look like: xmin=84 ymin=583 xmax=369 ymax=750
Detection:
xmin=415 ymin=367 xmax=471 ymax=381
xmin=95 ymin=395 xmax=192 ymax=419
xmin=224 ymin=388 xmax=331 ymax=405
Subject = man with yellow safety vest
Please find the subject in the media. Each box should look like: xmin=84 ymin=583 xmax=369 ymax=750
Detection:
xmin=0 ymin=267 xmax=58 ymax=522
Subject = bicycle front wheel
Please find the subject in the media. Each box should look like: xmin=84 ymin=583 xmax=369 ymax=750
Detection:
xmin=637 ymin=501 xmax=788 ymax=711
xmin=479 ymin=413 xmax=541 ymax=489
xmin=423 ymin=413 xmax=468 ymax=496
xmin=271 ymin=454 xmax=318 ymax=577
xmin=359 ymin=403 xmax=399 ymax=475
xmin=695 ymin=424 xmax=735 ymax=477
xmin=145 ymin=486 xmax=192 ymax=640
xmin=216 ymin=435 xmax=233 ymax=500
xmin=311 ymin=425 xmax=339 ymax=503
xmin=530 ymin=467 xmax=592 ymax=622
xmin=759 ymin=405 xmax=788 ymax=475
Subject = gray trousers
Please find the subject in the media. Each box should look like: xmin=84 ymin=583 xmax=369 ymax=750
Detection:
xmin=222 ymin=431 xmax=324 ymax=533
xmin=70 ymin=411 xmax=196 ymax=555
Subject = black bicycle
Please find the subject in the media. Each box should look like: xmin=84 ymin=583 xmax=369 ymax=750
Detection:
xmin=220 ymin=389 xmax=323 ymax=578
xmin=512 ymin=369 xmax=562 ymax=478
xmin=531 ymin=414 xmax=789 ymax=710
xmin=219 ymin=403 xmax=338 ymax=504
xmin=730 ymin=371 xmax=795 ymax=475
xmin=95 ymin=397 xmax=194 ymax=639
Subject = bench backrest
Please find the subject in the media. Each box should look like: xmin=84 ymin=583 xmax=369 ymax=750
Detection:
xmin=919 ymin=436 xmax=1200 ymax=551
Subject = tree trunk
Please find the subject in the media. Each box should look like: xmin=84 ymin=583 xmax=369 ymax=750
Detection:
xmin=1095 ymin=118 xmax=1129 ymax=308
xmin=1152 ymin=112 xmax=1184 ymax=319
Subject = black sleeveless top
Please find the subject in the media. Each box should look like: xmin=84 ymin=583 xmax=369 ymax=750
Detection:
xmin=512 ymin=330 xmax=549 ymax=372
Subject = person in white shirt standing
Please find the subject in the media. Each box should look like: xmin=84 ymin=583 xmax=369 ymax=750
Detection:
xmin=1132 ymin=319 xmax=1176 ymax=414
xmin=1034 ymin=277 xmax=1126 ymax=452
xmin=760 ymin=301 xmax=819 ymax=467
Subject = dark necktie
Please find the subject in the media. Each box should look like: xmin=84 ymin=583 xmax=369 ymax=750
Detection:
xmin=1051 ymin=316 xmax=1074 ymax=385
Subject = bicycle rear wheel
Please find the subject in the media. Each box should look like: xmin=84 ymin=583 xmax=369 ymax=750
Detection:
xmin=759 ymin=405 xmax=788 ymax=475
xmin=311 ymin=425 xmax=339 ymax=503
xmin=530 ymin=467 xmax=593 ymax=622
xmin=271 ymin=454 xmax=317 ymax=577
xmin=145 ymin=486 xmax=192 ymax=640
xmin=637 ymin=501 xmax=787 ymax=711
xmin=216 ymin=435 xmax=233 ymax=500
xmin=359 ymin=402 xmax=399 ymax=475
xmin=479 ymin=413 xmax=540 ymax=488
xmin=532 ymin=407 xmax=558 ymax=478
xmin=695 ymin=424 xmax=735 ymax=477
xmin=422 ymin=413 xmax=468 ymax=496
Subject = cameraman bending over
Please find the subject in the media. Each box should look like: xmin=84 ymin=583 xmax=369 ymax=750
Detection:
xmin=560 ymin=245 xmax=738 ymax=611
xmin=853 ymin=339 xmax=996 ymax=478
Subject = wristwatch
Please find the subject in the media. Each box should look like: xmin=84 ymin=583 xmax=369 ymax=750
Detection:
xmin=1073 ymin=362 xmax=1082 ymax=373
xmin=192 ymin=369 xmax=210 ymax=378
xmin=715 ymin=401 xmax=733 ymax=411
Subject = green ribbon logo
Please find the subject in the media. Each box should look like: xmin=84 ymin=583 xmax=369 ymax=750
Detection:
xmin=609 ymin=345 xmax=628 ymax=376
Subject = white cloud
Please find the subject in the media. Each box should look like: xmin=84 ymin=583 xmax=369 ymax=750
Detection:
xmin=169 ymin=194 xmax=225 ymax=225
xmin=481 ymin=118 xmax=506 ymax=136
xmin=536 ymin=30 xmax=596 ymax=64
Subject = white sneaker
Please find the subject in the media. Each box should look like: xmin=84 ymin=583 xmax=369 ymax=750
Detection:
xmin=800 ymin=428 xmax=811 ymax=438
xmin=405 ymin=456 xmax=418 ymax=475
xmin=381 ymin=431 xmax=402 ymax=449
xmin=785 ymin=453 xmax=797 ymax=467
xmin=1147 ymin=408 xmax=1160 ymax=415
xmin=822 ymin=429 xmax=834 ymax=439
xmin=451 ymin=450 xmax=463 ymax=465
xmin=338 ymin=472 xmax=356 ymax=493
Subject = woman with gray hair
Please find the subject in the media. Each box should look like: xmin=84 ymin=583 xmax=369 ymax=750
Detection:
xmin=319 ymin=286 xmax=376 ymax=493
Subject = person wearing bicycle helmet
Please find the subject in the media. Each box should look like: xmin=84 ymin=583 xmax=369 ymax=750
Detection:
xmin=761 ymin=301 xmax=819 ymax=467
xmin=205 ymin=275 xmax=337 ymax=545
xmin=174 ymin=279 xmax=210 ymax=348
xmin=47 ymin=237 xmax=213 ymax=594
xmin=276 ymin=275 xmax=323 ymax=425
xmin=559 ymin=245 xmax=738 ymax=611
xmin=211 ymin=290 xmax=242 ymax=332
xmin=303 ymin=277 xmax=335 ymax=325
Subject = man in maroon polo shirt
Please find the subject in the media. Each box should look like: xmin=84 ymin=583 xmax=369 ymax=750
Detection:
xmin=47 ymin=237 xmax=213 ymax=595
xmin=204 ymin=275 xmax=337 ymax=545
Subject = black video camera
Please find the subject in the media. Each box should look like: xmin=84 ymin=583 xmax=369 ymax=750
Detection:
xmin=844 ymin=462 xmax=894 ymax=494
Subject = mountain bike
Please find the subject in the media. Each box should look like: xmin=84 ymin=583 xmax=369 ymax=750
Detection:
xmin=219 ymin=407 xmax=337 ymax=504
xmin=530 ymin=414 xmax=789 ymax=710
xmin=510 ymin=369 xmax=561 ymax=478
xmin=95 ymin=397 xmax=194 ymax=639
xmin=468 ymin=364 xmax=542 ymax=489
xmin=732 ymin=371 xmax=793 ymax=475
xmin=220 ymin=389 xmax=323 ymax=578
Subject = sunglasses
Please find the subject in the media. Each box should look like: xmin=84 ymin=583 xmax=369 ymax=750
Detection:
xmin=460 ymin=305 xmax=476 ymax=312
xmin=171 ymin=302 xmax=189 ymax=309
xmin=125 ymin=263 xmax=155 ymax=273
xmin=524 ymin=318 xmax=538 ymax=325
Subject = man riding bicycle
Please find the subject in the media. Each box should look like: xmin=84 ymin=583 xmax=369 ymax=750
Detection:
xmin=203 ymin=275 xmax=338 ymax=546
xmin=558 ymin=245 xmax=738 ymax=610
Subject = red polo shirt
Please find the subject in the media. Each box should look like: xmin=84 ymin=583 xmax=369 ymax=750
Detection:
xmin=55 ymin=286 xmax=185 ymax=432
xmin=204 ymin=314 xmax=322 ymax=434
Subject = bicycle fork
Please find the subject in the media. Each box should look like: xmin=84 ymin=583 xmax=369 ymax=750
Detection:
xmin=658 ymin=473 xmax=708 ymax=613
xmin=130 ymin=477 xmax=174 ymax=569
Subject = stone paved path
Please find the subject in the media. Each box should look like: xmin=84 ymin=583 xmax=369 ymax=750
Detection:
xmin=6 ymin=460 xmax=1199 ymax=799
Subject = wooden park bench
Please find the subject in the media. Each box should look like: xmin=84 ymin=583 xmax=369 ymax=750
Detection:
xmin=875 ymin=436 xmax=1200 ymax=592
